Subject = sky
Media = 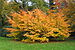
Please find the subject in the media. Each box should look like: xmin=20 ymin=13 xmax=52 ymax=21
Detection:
xmin=44 ymin=0 xmax=49 ymax=3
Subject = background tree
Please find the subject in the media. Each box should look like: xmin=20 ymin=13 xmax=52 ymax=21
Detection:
xmin=61 ymin=0 xmax=75 ymax=37
xmin=63 ymin=0 xmax=75 ymax=31
xmin=0 ymin=0 xmax=20 ymax=36
xmin=13 ymin=0 xmax=49 ymax=12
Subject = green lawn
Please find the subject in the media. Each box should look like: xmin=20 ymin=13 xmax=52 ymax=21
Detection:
xmin=0 ymin=37 xmax=75 ymax=50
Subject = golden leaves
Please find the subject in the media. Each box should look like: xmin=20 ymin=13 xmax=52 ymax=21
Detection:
xmin=5 ymin=9 xmax=71 ymax=42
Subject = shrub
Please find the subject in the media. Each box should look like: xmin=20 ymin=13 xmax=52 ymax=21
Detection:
xmin=5 ymin=9 xmax=70 ymax=42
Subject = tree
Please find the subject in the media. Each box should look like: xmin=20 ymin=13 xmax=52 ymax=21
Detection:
xmin=63 ymin=0 xmax=75 ymax=32
xmin=5 ymin=9 xmax=70 ymax=42
xmin=0 ymin=0 xmax=20 ymax=36
xmin=13 ymin=0 xmax=49 ymax=12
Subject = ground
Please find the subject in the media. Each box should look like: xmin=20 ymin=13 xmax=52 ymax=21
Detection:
xmin=0 ymin=37 xmax=75 ymax=50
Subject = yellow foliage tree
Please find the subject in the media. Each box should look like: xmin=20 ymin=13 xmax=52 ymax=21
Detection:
xmin=5 ymin=9 xmax=70 ymax=42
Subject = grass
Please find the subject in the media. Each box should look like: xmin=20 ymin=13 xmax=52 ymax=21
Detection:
xmin=0 ymin=37 xmax=75 ymax=50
